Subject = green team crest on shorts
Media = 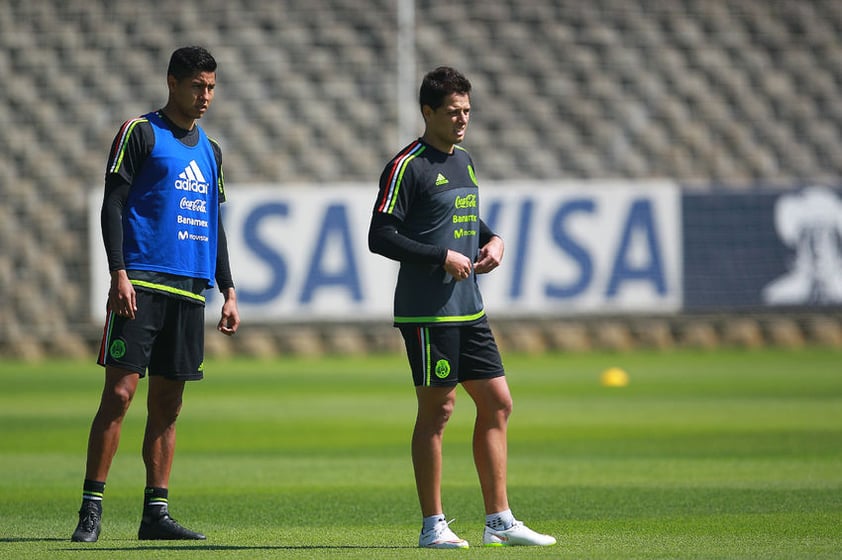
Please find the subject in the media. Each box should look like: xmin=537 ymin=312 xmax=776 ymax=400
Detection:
xmin=435 ymin=359 xmax=451 ymax=379
xmin=109 ymin=339 xmax=126 ymax=359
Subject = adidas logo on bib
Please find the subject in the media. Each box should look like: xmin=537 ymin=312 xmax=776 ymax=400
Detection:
xmin=174 ymin=160 xmax=209 ymax=194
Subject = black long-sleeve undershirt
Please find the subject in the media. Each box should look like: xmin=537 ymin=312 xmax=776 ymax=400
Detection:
xmin=101 ymin=175 xmax=129 ymax=272
xmin=368 ymin=212 xmax=498 ymax=264
xmin=214 ymin=214 xmax=234 ymax=292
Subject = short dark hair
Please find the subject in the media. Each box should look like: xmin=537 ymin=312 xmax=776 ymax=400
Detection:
xmin=167 ymin=46 xmax=217 ymax=81
xmin=419 ymin=66 xmax=472 ymax=111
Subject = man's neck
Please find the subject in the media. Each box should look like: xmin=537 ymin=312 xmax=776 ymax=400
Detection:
xmin=159 ymin=106 xmax=195 ymax=131
xmin=421 ymin=134 xmax=454 ymax=154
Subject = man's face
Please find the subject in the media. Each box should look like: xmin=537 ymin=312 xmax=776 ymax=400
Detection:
xmin=423 ymin=92 xmax=470 ymax=153
xmin=167 ymin=71 xmax=216 ymax=124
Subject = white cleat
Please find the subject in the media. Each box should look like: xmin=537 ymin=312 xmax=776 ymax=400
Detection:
xmin=483 ymin=520 xmax=557 ymax=547
xmin=419 ymin=518 xmax=470 ymax=549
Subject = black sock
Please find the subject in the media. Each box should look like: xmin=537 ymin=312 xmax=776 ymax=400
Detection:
xmin=143 ymin=487 xmax=169 ymax=519
xmin=81 ymin=479 xmax=105 ymax=513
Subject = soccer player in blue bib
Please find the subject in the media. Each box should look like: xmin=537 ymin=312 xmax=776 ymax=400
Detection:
xmin=71 ymin=46 xmax=240 ymax=543
xmin=369 ymin=67 xmax=556 ymax=548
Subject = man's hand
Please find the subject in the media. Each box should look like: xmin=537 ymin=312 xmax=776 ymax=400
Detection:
xmin=217 ymin=288 xmax=240 ymax=336
xmin=108 ymin=269 xmax=137 ymax=319
xmin=474 ymin=235 xmax=504 ymax=274
xmin=443 ymin=249 xmax=473 ymax=282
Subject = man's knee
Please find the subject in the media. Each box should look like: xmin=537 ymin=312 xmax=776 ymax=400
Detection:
xmin=101 ymin=368 xmax=140 ymax=415
xmin=147 ymin=379 xmax=185 ymax=424
xmin=416 ymin=388 xmax=457 ymax=431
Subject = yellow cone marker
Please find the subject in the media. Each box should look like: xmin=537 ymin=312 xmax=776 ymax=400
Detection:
xmin=600 ymin=367 xmax=629 ymax=387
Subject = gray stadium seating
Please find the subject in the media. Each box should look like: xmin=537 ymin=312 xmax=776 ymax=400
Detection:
xmin=2 ymin=0 xmax=841 ymax=355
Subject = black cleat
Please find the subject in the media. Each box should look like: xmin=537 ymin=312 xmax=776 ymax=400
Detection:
xmin=138 ymin=512 xmax=206 ymax=540
xmin=71 ymin=502 xmax=101 ymax=542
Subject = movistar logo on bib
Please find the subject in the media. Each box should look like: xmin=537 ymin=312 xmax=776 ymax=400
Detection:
xmin=174 ymin=160 xmax=209 ymax=194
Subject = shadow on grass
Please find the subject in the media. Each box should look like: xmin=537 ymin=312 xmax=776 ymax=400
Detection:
xmin=1 ymin=538 xmax=411 ymax=550
xmin=58 ymin=545 xmax=412 ymax=551
xmin=0 ymin=538 xmax=67 ymax=542
xmin=1 ymin=537 xmax=413 ymax=550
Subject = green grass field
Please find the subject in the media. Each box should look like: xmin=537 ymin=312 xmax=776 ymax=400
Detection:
xmin=2 ymin=347 xmax=841 ymax=559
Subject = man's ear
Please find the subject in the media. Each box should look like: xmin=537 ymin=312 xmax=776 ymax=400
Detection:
xmin=421 ymin=104 xmax=432 ymax=122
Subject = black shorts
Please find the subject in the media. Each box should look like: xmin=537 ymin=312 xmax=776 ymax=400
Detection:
xmin=399 ymin=316 xmax=505 ymax=387
xmin=97 ymin=290 xmax=205 ymax=381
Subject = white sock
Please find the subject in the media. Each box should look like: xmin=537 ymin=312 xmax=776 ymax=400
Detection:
xmin=486 ymin=509 xmax=515 ymax=530
xmin=422 ymin=514 xmax=446 ymax=532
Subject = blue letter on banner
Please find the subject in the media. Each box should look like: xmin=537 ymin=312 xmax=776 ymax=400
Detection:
xmin=240 ymin=203 xmax=289 ymax=304
xmin=546 ymin=199 xmax=594 ymax=299
xmin=606 ymin=198 xmax=666 ymax=296
xmin=300 ymin=204 xmax=363 ymax=303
